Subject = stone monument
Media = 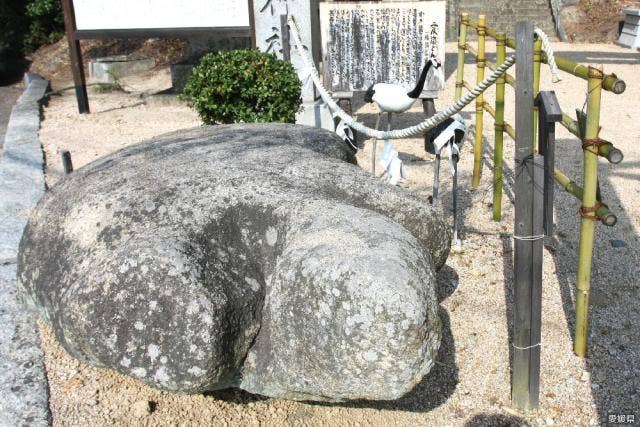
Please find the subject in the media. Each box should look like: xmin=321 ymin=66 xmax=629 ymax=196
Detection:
xmin=253 ymin=0 xmax=334 ymax=130
xmin=616 ymin=9 xmax=640 ymax=49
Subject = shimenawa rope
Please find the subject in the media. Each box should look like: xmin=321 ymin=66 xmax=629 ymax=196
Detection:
xmin=287 ymin=16 xmax=561 ymax=140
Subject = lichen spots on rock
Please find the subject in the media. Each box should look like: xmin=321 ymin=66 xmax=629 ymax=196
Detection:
xmin=265 ymin=227 xmax=278 ymax=246
xmin=244 ymin=277 xmax=261 ymax=292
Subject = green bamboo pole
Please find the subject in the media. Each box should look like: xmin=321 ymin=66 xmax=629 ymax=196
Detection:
xmin=532 ymin=37 xmax=542 ymax=151
xmin=455 ymin=13 xmax=469 ymax=100
xmin=554 ymin=169 xmax=617 ymax=226
xmin=574 ymin=65 xmax=603 ymax=358
xmin=493 ymin=32 xmax=507 ymax=221
xmin=596 ymin=141 xmax=624 ymax=164
xmin=542 ymin=54 xmax=626 ymax=94
xmin=472 ymin=15 xmax=486 ymax=189
xmin=466 ymin=43 xmax=477 ymax=56
xmin=480 ymin=98 xmax=516 ymax=139
xmin=559 ymin=113 xmax=624 ymax=164
xmin=561 ymin=112 xmax=581 ymax=138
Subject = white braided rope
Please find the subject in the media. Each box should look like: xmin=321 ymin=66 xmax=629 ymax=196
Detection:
xmin=287 ymin=17 xmax=559 ymax=140
xmin=534 ymin=28 xmax=561 ymax=83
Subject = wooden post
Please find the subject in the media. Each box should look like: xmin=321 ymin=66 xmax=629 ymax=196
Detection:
xmin=61 ymin=150 xmax=74 ymax=174
xmin=492 ymin=32 xmax=507 ymax=221
xmin=454 ymin=13 xmax=468 ymax=100
xmin=248 ymin=0 xmax=257 ymax=48
xmin=471 ymin=15 xmax=486 ymax=189
xmin=61 ymin=0 xmax=89 ymax=114
xmin=422 ymin=98 xmax=436 ymax=150
xmin=530 ymin=153 xmax=545 ymax=408
xmin=280 ymin=15 xmax=291 ymax=62
xmin=512 ymin=20 xmax=536 ymax=410
xmin=574 ymin=65 xmax=604 ymax=358
xmin=536 ymin=91 xmax=562 ymax=236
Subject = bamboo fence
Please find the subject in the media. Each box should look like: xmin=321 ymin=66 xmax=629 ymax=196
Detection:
xmin=454 ymin=13 xmax=626 ymax=357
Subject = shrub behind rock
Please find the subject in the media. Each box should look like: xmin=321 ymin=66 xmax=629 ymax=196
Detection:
xmin=183 ymin=49 xmax=302 ymax=124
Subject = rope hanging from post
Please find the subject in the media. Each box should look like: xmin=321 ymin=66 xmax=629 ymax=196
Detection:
xmin=534 ymin=28 xmax=562 ymax=83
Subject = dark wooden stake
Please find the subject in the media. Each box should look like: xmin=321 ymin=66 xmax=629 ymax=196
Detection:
xmin=530 ymin=153 xmax=545 ymax=408
xmin=248 ymin=0 xmax=257 ymax=48
xmin=61 ymin=150 xmax=74 ymax=174
xmin=536 ymin=91 xmax=562 ymax=236
xmin=512 ymin=20 xmax=536 ymax=410
xmin=422 ymin=98 xmax=436 ymax=147
xmin=61 ymin=0 xmax=89 ymax=114
xmin=280 ymin=15 xmax=291 ymax=62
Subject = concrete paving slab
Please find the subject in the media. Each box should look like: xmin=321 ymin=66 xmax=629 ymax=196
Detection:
xmin=0 ymin=73 xmax=51 ymax=425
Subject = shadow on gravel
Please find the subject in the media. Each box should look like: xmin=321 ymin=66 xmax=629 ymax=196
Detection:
xmin=551 ymin=140 xmax=640 ymax=422
xmin=465 ymin=412 xmax=530 ymax=426
xmin=553 ymin=50 xmax=640 ymax=66
xmin=203 ymin=388 xmax=269 ymax=404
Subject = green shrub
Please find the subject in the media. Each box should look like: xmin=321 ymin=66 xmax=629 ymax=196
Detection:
xmin=23 ymin=0 xmax=64 ymax=53
xmin=183 ymin=49 xmax=302 ymax=125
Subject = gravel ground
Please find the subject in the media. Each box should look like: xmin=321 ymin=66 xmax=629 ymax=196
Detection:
xmin=37 ymin=42 xmax=640 ymax=426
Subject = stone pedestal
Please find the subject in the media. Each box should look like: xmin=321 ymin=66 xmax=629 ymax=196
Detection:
xmin=295 ymin=100 xmax=334 ymax=130
xmin=616 ymin=9 xmax=640 ymax=49
xmin=88 ymin=55 xmax=156 ymax=84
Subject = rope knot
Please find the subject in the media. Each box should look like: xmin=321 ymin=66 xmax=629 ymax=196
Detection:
xmin=578 ymin=203 xmax=603 ymax=221
xmin=581 ymin=138 xmax=606 ymax=155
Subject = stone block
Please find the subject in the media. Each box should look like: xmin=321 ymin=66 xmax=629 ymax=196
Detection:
xmin=617 ymin=9 xmax=640 ymax=48
xmin=88 ymin=55 xmax=156 ymax=84
xmin=18 ymin=124 xmax=450 ymax=401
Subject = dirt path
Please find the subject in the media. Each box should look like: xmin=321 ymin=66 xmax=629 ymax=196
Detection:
xmin=36 ymin=43 xmax=640 ymax=426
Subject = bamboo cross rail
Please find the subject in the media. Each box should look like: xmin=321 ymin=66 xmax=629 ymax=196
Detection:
xmin=465 ymin=17 xmax=626 ymax=93
xmin=454 ymin=13 xmax=626 ymax=361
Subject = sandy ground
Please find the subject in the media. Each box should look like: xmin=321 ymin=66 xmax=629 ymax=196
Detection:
xmin=36 ymin=42 xmax=640 ymax=426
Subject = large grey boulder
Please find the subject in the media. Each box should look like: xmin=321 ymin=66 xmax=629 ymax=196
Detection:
xmin=18 ymin=123 xmax=450 ymax=401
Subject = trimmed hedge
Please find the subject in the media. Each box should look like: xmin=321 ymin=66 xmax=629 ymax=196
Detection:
xmin=184 ymin=49 xmax=302 ymax=124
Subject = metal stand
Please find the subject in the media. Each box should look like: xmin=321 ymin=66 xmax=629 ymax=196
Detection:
xmin=451 ymin=154 xmax=461 ymax=248
xmin=372 ymin=114 xmax=381 ymax=175
xmin=432 ymin=154 xmax=441 ymax=206
xmin=431 ymin=142 xmax=462 ymax=249
xmin=371 ymin=111 xmax=392 ymax=176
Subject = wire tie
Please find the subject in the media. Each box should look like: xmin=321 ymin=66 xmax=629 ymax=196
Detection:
xmin=513 ymin=342 xmax=541 ymax=350
xmin=513 ymin=234 xmax=545 ymax=241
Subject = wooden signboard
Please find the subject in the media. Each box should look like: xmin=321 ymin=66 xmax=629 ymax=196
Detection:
xmin=62 ymin=0 xmax=256 ymax=113
xmin=319 ymin=1 xmax=446 ymax=95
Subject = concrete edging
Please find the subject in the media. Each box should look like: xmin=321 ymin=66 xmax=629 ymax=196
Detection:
xmin=0 ymin=73 xmax=51 ymax=426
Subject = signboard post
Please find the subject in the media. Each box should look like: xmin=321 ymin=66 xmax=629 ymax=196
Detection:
xmin=61 ymin=0 xmax=256 ymax=113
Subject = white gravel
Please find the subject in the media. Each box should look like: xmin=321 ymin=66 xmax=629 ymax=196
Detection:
xmin=37 ymin=42 xmax=640 ymax=426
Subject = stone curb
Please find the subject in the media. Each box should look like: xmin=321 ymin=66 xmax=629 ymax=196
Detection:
xmin=0 ymin=73 xmax=51 ymax=426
